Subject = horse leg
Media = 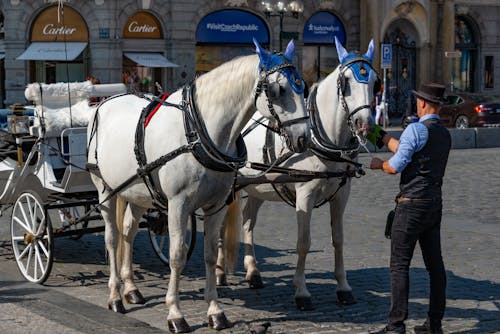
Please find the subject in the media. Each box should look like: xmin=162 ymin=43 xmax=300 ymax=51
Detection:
xmin=92 ymin=179 xmax=124 ymax=313
xmin=203 ymin=208 xmax=231 ymax=330
xmin=215 ymin=229 xmax=227 ymax=286
xmin=293 ymin=192 xmax=314 ymax=311
xmin=165 ymin=199 xmax=191 ymax=333
xmin=242 ymin=196 xmax=264 ymax=289
xmin=120 ymin=203 xmax=147 ymax=305
xmin=329 ymin=185 xmax=356 ymax=306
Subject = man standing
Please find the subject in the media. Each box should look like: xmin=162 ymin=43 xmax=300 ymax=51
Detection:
xmin=368 ymin=83 xmax=451 ymax=334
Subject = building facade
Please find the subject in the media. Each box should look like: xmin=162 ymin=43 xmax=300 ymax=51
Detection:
xmin=0 ymin=0 xmax=498 ymax=116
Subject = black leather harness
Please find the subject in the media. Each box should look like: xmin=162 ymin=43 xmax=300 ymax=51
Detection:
xmin=132 ymin=84 xmax=247 ymax=208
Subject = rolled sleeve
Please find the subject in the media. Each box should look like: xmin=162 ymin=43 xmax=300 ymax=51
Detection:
xmin=388 ymin=122 xmax=428 ymax=172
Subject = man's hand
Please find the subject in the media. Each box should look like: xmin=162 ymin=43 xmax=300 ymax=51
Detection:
xmin=366 ymin=124 xmax=387 ymax=149
xmin=370 ymin=157 xmax=398 ymax=174
xmin=370 ymin=157 xmax=384 ymax=170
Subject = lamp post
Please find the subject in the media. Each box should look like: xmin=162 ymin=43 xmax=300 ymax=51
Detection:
xmin=260 ymin=1 xmax=304 ymax=51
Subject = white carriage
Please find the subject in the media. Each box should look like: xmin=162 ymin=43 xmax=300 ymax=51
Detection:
xmin=2 ymin=81 xmax=195 ymax=284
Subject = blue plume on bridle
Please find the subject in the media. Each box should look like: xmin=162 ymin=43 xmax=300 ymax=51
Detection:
xmin=259 ymin=53 xmax=305 ymax=95
xmin=254 ymin=38 xmax=304 ymax=95
xmin=340 ymin=53 xmax=377 ymax=84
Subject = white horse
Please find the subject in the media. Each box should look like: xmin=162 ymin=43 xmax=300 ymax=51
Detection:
xmin=218 ymin=37 xmax=379 ymax=310
xmin=87 ymin=39 xmax=310 ymax=333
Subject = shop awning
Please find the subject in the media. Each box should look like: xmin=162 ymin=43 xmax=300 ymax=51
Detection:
xmin=17 ymin=42 xmax=87 ymax=61
xmin=124 ymin=52 xmax=179 ymax=68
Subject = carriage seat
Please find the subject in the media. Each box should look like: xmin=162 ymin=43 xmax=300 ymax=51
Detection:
xmin=24 ymin=81 xmax=126 ymax=138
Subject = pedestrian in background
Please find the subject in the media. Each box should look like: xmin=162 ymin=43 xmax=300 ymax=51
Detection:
xmin=368 ymin=83 xmax=451 ymax=334
xmin=374 ymin=84 xmax=384 ymax=125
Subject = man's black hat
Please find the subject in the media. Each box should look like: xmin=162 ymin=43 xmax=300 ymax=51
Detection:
xmin=412 ymin=83 xmax=446 ymax=104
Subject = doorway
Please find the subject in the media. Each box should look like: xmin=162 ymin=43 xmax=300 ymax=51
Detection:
xmin=384 ymin=23 xmax=417 ymax=117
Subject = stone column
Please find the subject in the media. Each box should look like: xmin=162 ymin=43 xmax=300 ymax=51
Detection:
xmin=441 ymin=0 xmax=456 ymax=89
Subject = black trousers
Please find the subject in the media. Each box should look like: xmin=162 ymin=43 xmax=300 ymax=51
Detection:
xmin=388 ymin=198 xmax=446 ymax=329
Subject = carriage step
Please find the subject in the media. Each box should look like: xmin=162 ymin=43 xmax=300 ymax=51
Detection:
xmin=45 ymin=198 xmax=99 ymax=209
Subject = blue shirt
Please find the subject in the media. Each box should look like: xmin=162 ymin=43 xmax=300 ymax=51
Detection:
xmin=388 ymin=114 xmax=440 ymax=172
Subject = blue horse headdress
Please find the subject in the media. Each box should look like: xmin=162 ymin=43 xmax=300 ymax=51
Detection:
xmin=254 ymin=38 xmax=304 ymax=95
xmin=335 ymin=37 xmax=377 ymax=84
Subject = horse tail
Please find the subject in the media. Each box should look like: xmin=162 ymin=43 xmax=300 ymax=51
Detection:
xmin=224 ymin=191 xmax=242 ymax=273
xmin=115 ymin=195 xmax=127 ymax=271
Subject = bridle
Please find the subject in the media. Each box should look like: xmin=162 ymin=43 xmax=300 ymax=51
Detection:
xmin=337 ymin=56 xmax=380 ymax=137
xmin=254 ymin=53 xmax=310 ymax=139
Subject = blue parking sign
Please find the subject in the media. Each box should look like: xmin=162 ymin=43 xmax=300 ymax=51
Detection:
xmin=381 ymin=44 xmax=392 ymax=68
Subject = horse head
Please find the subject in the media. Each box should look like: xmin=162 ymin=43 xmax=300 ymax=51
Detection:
xmin=333 ymin=37 xmax=379 ymax=139
xmin=253 ymin=38 xmax=310 ymax=153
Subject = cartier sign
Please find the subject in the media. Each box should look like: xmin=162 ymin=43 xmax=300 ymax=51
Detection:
xmin=123 ymin=12 xmax=162 ymax=39
xmin=31 ymin=6 xmax=88 ymax=42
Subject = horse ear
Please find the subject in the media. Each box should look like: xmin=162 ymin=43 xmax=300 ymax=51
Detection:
xmin=284 ymin=39 xmax=295 ymax=60
xmin=364 ymin=39 xmax=375 ymax=62
xmin=253 ymin=37 xmax=271 ymax=65
xmin=334 ymin=36 xmax=348 ymax=63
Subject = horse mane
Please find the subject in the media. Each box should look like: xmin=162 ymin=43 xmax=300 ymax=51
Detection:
xmin=195 ymin=54 xmax=259 ymax=109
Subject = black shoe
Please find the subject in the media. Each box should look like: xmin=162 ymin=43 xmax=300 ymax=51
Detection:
xmin=414 ymin=319 xmax=443 ymax=334
xmin=370 ymin=325 xmax=406 ymax=334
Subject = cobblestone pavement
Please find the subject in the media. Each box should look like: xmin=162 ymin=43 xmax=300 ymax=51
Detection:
xmin=0 ymin=148 xmax=499 ymax=333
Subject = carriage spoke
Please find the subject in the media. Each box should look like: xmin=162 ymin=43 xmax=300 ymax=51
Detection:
xmin=12 ymin=236 xmax=25 ymax=241
xmin=37 ymin=240 xmax=49 ymax=258
xmin=18 ymin=201 xmax=32 ymax=230
xmin=13 ymin=216 xmax=32 ymax=233
xmin=18 ymin=243 xmax=31 ymax=260
xmin=35 ymin=244 xmax=45 ymax=279
xmin=26 ymin=245 xmax=33 ymax=275
xmin=33 ymin=247 xmax=39 ymax=280
xmin=28 ymin=196 xmax=36 ymax=227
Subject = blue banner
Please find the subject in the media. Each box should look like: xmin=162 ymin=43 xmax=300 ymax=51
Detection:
xmin=196 ymin=10 xmax=269 ymax=44
xmin=303 ymin=11 xmax=346 ymax=45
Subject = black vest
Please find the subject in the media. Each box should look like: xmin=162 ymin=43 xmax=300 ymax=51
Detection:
xmin=398 ymin=118 xmax=451 ymax=199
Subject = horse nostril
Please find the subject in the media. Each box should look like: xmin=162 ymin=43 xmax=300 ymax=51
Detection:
xmin=298 ymin=135 xmax=307 ymax=151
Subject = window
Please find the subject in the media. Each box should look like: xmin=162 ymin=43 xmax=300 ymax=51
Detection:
xmin=454 ymin=16 xmax=477 ymax=92
xmin=0 ymin=12 xmax=4 ymax=39
xmin=485 ymin=56 xmax=494 ymax=89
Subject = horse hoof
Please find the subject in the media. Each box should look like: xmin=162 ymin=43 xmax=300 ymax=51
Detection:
xmin=208 ymin=312 xmax=231 ymax=330
xmin=336 ymin=290 xmax=356 ymax=306
xmin=167 ymin=318 xmax=191 ymax=333
xmin=125 ymin=289 xmax=146 ymax=305
xmin=216 ymin=273 xmax=227 ymax=286
xmin=108 ymin=300 xmax=126 ymax=314
xmin=295 ymin=297 xmax=314 ymax=311
xmin=247 ymin=274 xmax=264 ymax=289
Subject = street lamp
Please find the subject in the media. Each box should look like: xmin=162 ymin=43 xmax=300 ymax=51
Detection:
xmin=260 ymin=0 xmax=304 ymax=51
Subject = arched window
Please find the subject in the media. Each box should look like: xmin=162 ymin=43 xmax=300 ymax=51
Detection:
xmin=454 ymin=16 xmax=478 ymax=92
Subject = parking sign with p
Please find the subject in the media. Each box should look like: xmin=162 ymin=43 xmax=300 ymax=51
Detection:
xmin=381 ymin=44 xmax=392 ymax=69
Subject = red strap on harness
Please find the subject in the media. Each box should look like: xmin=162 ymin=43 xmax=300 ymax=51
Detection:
xmin=144 ymin=93 xmax=170 ymax=128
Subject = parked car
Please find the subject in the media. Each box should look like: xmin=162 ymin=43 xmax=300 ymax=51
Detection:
xmin=402 ymin=93 xmax=500 ymax=129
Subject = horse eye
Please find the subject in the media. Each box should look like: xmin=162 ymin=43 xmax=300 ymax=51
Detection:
xmin=269 ymin=82 xmax=281 ymax=99
xmin=343 ymin=80 xmax=351 ymax=96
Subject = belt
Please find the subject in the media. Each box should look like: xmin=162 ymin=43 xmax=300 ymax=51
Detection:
xmin=396 ymin=196 xmax=440 ymax=203
xmin=396 ymin=196 xmax=412 ymax=203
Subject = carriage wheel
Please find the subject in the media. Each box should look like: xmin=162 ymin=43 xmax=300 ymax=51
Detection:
xmin=148 ymin=212 xmax=197 ymax=266
xmin=11 ymin=191 xmax=54 ymax=284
